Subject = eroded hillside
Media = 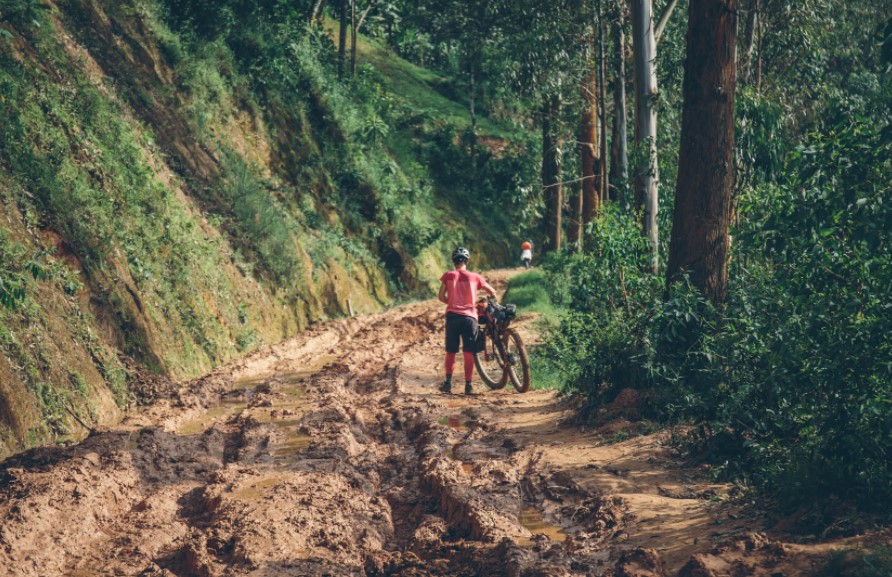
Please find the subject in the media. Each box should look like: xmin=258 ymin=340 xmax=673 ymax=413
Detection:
xmin=0 ymin=0 xmax=530 ymax=456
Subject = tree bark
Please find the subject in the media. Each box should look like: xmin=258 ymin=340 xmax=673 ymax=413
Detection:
xmin=469 ymin=60 xmax=477 ymax=135
xmin=597 ymin=0 xmax=609 ymax=203
xmin=350 ymin=0 xmax=357 ymax=76
xmin=580 ymin=70 xmax=600 ymax=239
xmin=310 ymin=0 xmax=327 ymax=24
xmin=338 ymin=0 xmax=348 ymax=77
xmin=667 ymin=0 xmax=738 ymax=303
xmin=755 ymin=0 xmax=763 ymax=91
xmin=357 ymin=0 xmax=376 ymax=32
xmin=610 ymin=7 xmax=629 ymax=207
xmin=568 ymin=183 xmax=584 ymax=251
xmin=631 ymin=0 xmax=660 ymax=273
xmin=654 ymin=0 xmax=680 ymax=43
xmin=739 ymin=0 xmax=758 ymax=83
xmin=543 ymin=93 xmax=563 ymax=253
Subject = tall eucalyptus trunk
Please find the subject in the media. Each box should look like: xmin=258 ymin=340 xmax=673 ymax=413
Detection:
xmin=631 ymin=0 xmax=660 ymax=273
xmin=338 ymin=0 xmax=348 ymax=77
xmin=668 ymin=0 xmax=738 ymax=303
xmin=542 ymin=93 xmax=563 ymax=253
xmin=350 ymin=0 xmax=357 ymax=76
xmin=597 ymin=0 xmax=609 ymax=204
xmin=310 ymin=0 xmax=326 ymax=24
xmin=580 ymin=67 xmax=601 ymax=241
xmin=610 ymin=6 xmax=629 ymax=207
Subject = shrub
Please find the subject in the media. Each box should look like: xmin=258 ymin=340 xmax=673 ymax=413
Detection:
xmin=544 ymin=116 xmax=892 ymax=508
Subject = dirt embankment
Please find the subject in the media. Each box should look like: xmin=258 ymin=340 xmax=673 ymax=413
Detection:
xmin=0 ymin=271 xmax=879 ymax=576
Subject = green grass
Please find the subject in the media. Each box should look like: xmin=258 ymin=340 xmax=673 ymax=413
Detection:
xmin=503 ymin=270 xmax=566 ymax=391
xmin=503 ymin=270 xmax=560 ymax=319
xmin=529 ymin=348 xmax=565 ymax=391
xmin=324 ymin=20 xmax=511 ymax=138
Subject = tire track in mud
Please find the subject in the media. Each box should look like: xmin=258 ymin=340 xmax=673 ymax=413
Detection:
xmin=0 ymin=295 xmax=715 ymax=577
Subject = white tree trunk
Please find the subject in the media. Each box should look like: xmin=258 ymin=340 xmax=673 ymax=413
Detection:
xmin=612 ymin=19 xmax=629 ymax=194
xmin=631 ymin=0 xmax=660 ymax=273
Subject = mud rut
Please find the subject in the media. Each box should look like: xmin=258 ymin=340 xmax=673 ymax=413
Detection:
xmin=0 ymin=280 xmax=815 ymax=577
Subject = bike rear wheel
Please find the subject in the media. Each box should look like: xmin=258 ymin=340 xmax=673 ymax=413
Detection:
xmin=503 ymin=328 xmax=531 ymax=393
xmin=474 ymin=334 xmax=508 ymax=389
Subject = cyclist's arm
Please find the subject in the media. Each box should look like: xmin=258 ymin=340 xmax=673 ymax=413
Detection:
xmin=438 ymin=282 xmax=449 ymax=304
xmin=480 ymin=280 xmax=498 ymax=300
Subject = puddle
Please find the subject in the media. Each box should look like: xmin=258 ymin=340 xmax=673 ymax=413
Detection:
xmin=439 ymin=416 xmax=467 ymax=431
xmin=446 ymin=445 xmax=475 ymax=476
xmin=518 ymin=506 xmax=568 ymax=546
xmin=234 ymin=375 xmax=267 ymax=389
xmin=235 ymin=354 xmax=338 ymax=388
xmin=230 ymin=476 xmax=282 ymax=500
xmin=125 ymin=432 xmax=140 ymax=451
xmin=178 ymin=368 xmax=315 ymax=439
xmin=257 ymin=416 xmax=304 ymax=427
xmin=178 ymin=405 xmax=242 ymax=436
xmin=282 ymin=383 xmax=308 ymax=401
xmin=280 ymin=371 xmax=316 ymax=385
xmin=274 ymin=433 xmax=312 ymax=459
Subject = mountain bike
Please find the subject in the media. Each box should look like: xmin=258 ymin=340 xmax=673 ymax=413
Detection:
xmin=474 ymin=296 xmax=531 ymax=392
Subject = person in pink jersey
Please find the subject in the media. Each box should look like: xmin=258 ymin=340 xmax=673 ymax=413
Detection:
xmin=437 ymin=247 xmax=498 ymax=395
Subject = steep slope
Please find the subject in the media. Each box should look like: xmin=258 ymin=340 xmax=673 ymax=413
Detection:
xmin=0 ymin=0 xmax=529 ymax=456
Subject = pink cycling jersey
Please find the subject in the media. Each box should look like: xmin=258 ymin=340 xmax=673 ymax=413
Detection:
xmin=440 ymin=270 xmax=486 ymax=317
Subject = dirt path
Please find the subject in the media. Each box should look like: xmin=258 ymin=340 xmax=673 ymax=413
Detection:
xmin=0 ymin=270 xmax=853 ymax=576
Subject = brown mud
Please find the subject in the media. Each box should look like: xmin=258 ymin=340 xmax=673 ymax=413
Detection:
xmin=0 ymin=270 xmax=884 ymax=576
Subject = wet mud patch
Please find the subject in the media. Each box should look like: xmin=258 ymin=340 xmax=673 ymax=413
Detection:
xmin=196 ymin=470 xmax=393 ymax=574
xmin=0 ymin=290 xmax=862 ymax=577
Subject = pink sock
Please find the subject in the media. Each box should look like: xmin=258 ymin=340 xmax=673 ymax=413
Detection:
xmin=445 ymin=352 xmax=456 ymax=376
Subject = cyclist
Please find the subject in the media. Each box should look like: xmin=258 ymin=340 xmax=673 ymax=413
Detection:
xmin=521 ymin=240 xmax=533 ymax=269
xmin=438 ymin=247 xmax=498 ymax=395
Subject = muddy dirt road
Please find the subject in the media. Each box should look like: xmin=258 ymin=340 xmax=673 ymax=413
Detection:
xmin=0 ymin=271 xmax=845 ymax=576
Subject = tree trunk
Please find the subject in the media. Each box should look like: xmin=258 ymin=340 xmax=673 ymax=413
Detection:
xmin=597 ymin=0 xmax=609 ymax=203
xmin=310 ymin=0 xmax=326 ymax=24
xmin=610 ymin=9 xmax=629 ymax=207
xmin=631 ymin=0 xmax=660 ymax=273
xmin=580 ymin=70 xmax=600 ymax=240
xmin=654 ymin=0 xmax=680 ymax=43
xmin=542 ymin=93 xmax=563 ymax=253
xmin=338 ymin=0 xmax=348 ymax=77
xmin=667 ymin=0 xmax=738 ymax=303
xmin=357 ymin=0 xmax=376 ymax=32
xmin=350 ymin=0 xmax=357 ymax=76
xmin=740 ymin=0 xmax=758 ymax=83
xmin=468 ymin=59 xmax=478 ymax=165
xmin=469 ymin=60 xmax=477 ymax=135
xmin=755 ymin=0 xmax=763 ymax=92
xmin=568 ymin=183 xmax=584 ymax=251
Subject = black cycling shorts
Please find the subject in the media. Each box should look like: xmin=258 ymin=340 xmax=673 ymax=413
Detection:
xmin=444 ymin=312 xmax=483 ymax=354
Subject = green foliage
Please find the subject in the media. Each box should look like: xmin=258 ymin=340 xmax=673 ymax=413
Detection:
xmin=0 ymin=232 xmax=48 ymax=309
xmin=0 ymin=0 xmax=49 ymax=29
xmin=220 ymin=152 xmax=301 ymax=283
xmin=545 ymin=115 xmax=892 ymax=507
xmin=819 ymin=547 xmax=892 ymax=577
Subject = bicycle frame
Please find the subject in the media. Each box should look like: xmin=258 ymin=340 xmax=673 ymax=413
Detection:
xmin=477 ymin=299 xmax=511 ymax=362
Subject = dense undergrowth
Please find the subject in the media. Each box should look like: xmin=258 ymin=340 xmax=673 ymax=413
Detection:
xmin=523 ymin=1 xmax=892 ymax=512
xmin=540 ymin=112 xmax=892 ymax=509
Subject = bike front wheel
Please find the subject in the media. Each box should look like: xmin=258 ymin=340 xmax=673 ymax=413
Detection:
xmin=503 ymin=328 xmax=531 ymax=393
xmin=474 ymin=336 xmax=508 ymax=389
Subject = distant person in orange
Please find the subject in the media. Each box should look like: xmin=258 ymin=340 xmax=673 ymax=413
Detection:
xmin=438 ymin=247 xmax=498 ymax=395
xmin=521 ymin=240 xmax=533 ymax=269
